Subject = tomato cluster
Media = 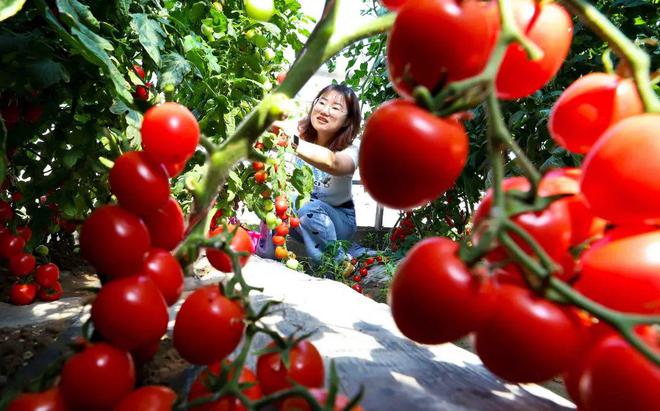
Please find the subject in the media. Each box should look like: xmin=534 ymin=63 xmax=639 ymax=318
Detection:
xmin=0 ymin=197 xmax=63 ymax=305
xmin=344 ymin=254 xmax=386 ymax=295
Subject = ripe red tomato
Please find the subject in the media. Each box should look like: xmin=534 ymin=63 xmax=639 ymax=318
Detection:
xmin=575 ymin=229 xmax=660 ymax=314
xmin=252 ymin=161 xmax=265 ymax=171
xmin=274 ymin=246 xmax=288 ymax=260
xmin=91 ymin=275 xmax=169 ymax=350
xmin=387 ymin=0 xmax=498 ymax=98
xmin=0 ymin=234 xmax=26 ymax=259
xmin=352 ymin=284 xmax=362 ymax=293
xmin=281 ymin=388 xmax=364 ymax=411
xmin=580 ymin=113 xmax=660 ymax=225
xmin=173 ymin=285 xmax=245 ymax=365
xmin=256 ymin=340 xmax=324 ymax=395
xmin=289 ymin=216 xmax=300 ymax=229
xmin=0 ymin=200 xmax=14 ymax=222
xmin=141 ymin=102 xmax=200 ymax=164
xmin=38 ymin=281 xmax=63 ymax=302
xmin=254 ymin=142 xmax=265 ymax=151
xmin=9 ymin=253 xmax=36 ymax=277
xmin=188 ymin=361 xmax=262 ymax=411
xmin=352 ymin=275 xmax=361 ymax=283
xmin=162 ymin=157 xmax=188 ymax=178
xmin=495 ymin=0 xmax=573 ymax=99
xmin=274 ymin=195 xmax=288 ymax=215
xmin=59 ymin=342 xmax=135 ymax=411
xmin=254 ymin=170 xmax=268 ymax=184
xmin=57 ymin=218 xmax=78 ymax=233
xmin=133 ymin=64 xmax=146 ymax=80
xmin=10 ymin=283 xmax=37 ymax=305
xmin=139 ymin=248 xmax=184 ymax=306
xmin=276 ymin=72 xmax=286 ymax=85
xmin=11 ymin=191 xmax=23 ymax=202
xmin=274 ymin=222 xmax=289 ymax=237
xmin=109 ymin=151 xmax=170 ymax=216
xmin=206 ymin=225 xmax=254 ymax=273
xmin=475 ymin=285 xmax=586 ymax=383
xmin=16 ymin=226 xmax=31 ymax=242
xmin=577 ymin=327 xmax=660 ymax=411
xmin=548 ymin=73 xmax=643 ymax=153
xmin=35 ymin=263 xmax=60 ymax=287
xmin=142 ymin=197 xmax=185 ymax=251
xmin=7 ymin=388 xmax=66 ymax=411
xmin=360 ymin=100 xmax=468 ymax=210
xmin=133 ymin=84 xmax=150 ymax=101
xmin=365 ymin=257 xmax=375 ymax=265
xmin=539 ymin=168 xmax=606 ymax=246
xmin=80 ymin=205 xmax=150 ymax=278
xmin=390 ymin=237 xmax=494 ymax=344
xmin=114 ymin=386 xmax=177 ymax=411
xmin=359 ymin=267 xmax=368 ymax=277
xmin=272 ymin=235 xmax=286 ymax=247
xmin=131 ymin=340 xmax=160 ymax=365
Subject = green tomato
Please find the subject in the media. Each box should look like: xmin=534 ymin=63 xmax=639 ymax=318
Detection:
xmin=245 ymin=29 xmax=257 ymax=40
xmin=263 ymin=200 xmax=274 ymax=212
xmin=212 ymin=2 xmax=223 ymax=12
xmin=244 ymin=0 xmax=275 ymax=22
xmin=286 ymin=258 xmax=299 ymax=270
xmin=265 ymin=212 xmax=278 ymax=229
xmin=264 ymin=48 xmax=276 ymax=61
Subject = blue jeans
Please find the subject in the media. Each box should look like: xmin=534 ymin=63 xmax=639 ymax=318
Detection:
xmin=290 ymin=198 xmax=357 ymax=265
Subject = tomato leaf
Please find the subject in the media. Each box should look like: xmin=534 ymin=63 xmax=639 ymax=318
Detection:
xmin=160 ymin=52 xmax=192 ymax=88
xmin=0 ymin=0 xmax=26 ymax=22
xmin=130 ymin=13 xmax=166 ymax=67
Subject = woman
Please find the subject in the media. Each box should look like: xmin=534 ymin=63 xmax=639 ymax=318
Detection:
xmin=269 ymin=84 xmax=362 ymax=266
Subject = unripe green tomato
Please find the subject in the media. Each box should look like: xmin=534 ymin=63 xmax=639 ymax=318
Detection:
xmin=263 ymin=200 xmax=274 ymax=212
xmin=245 ymin=29 xmax=257 ymax=40
xmin=265 ymin=212 xmax=278 ymax=229
xmin=35 ymin=245 xmax=49 ymax=256
xmin=212 ymin=2 xmax=223 ymax=12
xmin=286 ymin=258 xmax=299 ymax=270
xmin=264 ymin=48 xmax=276 ymax=61
xmin=244 ymin=0 xmax=275 ymax=22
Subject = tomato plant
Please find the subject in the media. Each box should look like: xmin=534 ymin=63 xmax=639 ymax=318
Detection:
xmin=188 ymin=361 xmax=262 ymax=411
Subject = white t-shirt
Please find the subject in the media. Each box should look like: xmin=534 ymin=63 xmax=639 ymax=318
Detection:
xmin=308 ymin=139 xmax=359 ymax=207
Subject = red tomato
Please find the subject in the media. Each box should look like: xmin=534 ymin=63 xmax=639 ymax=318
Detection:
xmin=141 ymin=102 xmax=200 ymax=164
xmin=114 ymin=386 xmax=177 ymax=411
xmin=289 ymin=216 xmax=300 ymax=229
xmin=206 ymin=225 xmax=254 ymax=273
xmin=142 ymin=197 xmax=185 ymax=251
xmin=131 ymin=340 xmax=160 ymax=365
xmin=578 ymin=327 xmax=660 ymax=411
xmin=475 ymin=285 xmax=586 ymax=383
xmin=390 ymin=237 xmax=494 ymax=344
xmin=274 ymin=222 xmax=289 ymax=237
xmin=10 ymin=283 xmax=37 ymax=305
xmin=281 ymin=388 xmax=363 ymax=411
xmin=59 ymin=342 xmax=135 ymax=411
xmin=359 ymin=267 xmax=368 ymax=277
xmin=0 ymin=234 xmax=26 ymax=259
xmin=254 ymin=170 xmax=268 ymax=184
xmin=38 ymin=281 xmax=63 ymax=302
xmin=11 ymin=191 xmax=23 ymax=202
xmin=276 ymin=72 xmax=286 ymax=85
xmin=256 ymin=340 xmax=324 ymax=395
xmin=133 ymin=64 xmax=146 ymax=80
xmin=252 ymin=161 xmax=265 ymax=171
xmin=162 ymin=158 xmax=187 ymax=178
xmin=366 ymin=257 xmax=375 ymax=265
xmin=539 ymin=168 xmax=606 ymax=246
xmin=57 ymin=218 xmax=78 ymax=233
xmin=495 ymin=0 xmax=573 ymax=99
xmin=7 ymin=388 xmax=66 ymax=411
xmin=133 ymin=85 xmax=150 ymax=101
xmin=16 ymin=226 xmax=31 ymax=242
xmin=360 ymin=100 xmax=468 ymax=210
xmin=379 ymin=0 xmax=407 ymax=11
xmin=254 ymin=142 xmax=265 ymax=151
xmin=272 ymin=235 xmax=286 ymax=247
xmin=109 ymin=151 xmax=170 ymax=216
xmin=35 ymin=263 xmax=60 ymax=287
xmin=80 ymin=205 xmax=150 ymax=278
xmin=352 ymin=274 xmax=361 ymax=283
xmin=274 ymin=195 xmax=288 ymax=215
xmin=581 ymin=113 xmax=660 ymax=225
xmin=91 ymin=275 xmax=169 ymax=350
xmin=173 ymin=285 xmax=245 ymax=365
xmin=188 ymin=361 xmax=262 ymax=411
xmin=352 ymin=284 xmax=363 ymax=293
xmin=548 ymin=73 xmax=643 ymax=154
xmin=139 ymin=248 xmax=184 ymax=306
xmin=575 ymin=229 xmax=660 ymax=314
xmin=9 ymin=253 xmax=36 ymax=277
xmin=0 ymin=200 xmax=14 ymax=222
xmin=387 ymin=0 xmax=498 ymax=98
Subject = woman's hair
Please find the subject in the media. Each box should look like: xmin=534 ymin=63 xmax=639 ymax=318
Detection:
xmin=298 ymin=84 xmax=361 ymax=152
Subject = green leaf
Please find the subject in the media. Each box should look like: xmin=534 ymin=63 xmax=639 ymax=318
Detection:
xmin=130 ymin=13 xmax=166 ymax=67
xmin=57 ymin=0 xmax=99 ymax=29
xmin=160 ymin=53 xmax=192 ymax=87
xmin=27 ymin=59 xmax=70 ymax=88
xmin=116 ymin=0 xmax=132 ymax=16
xmin=0 ymin=0 xmax=26 ymax=22
xmin=291 ymin=166 xmax=314 ymax=195
xmin=63 ymin=150 xmax=83 ymax=168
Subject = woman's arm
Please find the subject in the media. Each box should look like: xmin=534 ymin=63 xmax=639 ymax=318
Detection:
xmin=295 ymin=139 xmax=356 ymax=176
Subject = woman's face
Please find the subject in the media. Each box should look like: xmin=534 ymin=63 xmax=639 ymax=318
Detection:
xmin=310 ymin=90 xmax=349 ymax=136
